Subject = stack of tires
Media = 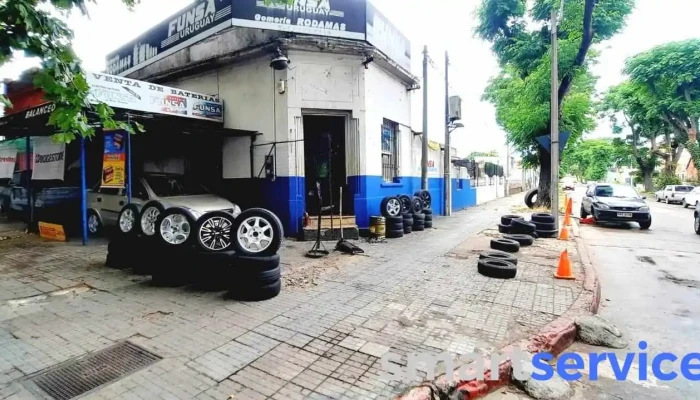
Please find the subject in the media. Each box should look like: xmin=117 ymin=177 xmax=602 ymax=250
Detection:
xmin=497 ymin=212 xmax=557 ymax=238
xmin=107 ymin=201 xmax=284 ymax=301
xmin=530 ymin=213 xmax=557 ymax=238
xmin=379 ymin=190 xmax=433 ymax=239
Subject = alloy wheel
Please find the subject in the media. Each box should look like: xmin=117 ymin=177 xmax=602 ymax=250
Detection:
xmin=236 ymin=216 xmax=274 ymax=254
xmin=387 ymin=198 xmax=401 ymax=216
xmin=199 ymin=216 xmax=233 ymax=251
xmin=88 ymin=215 xmax=99 ymax=234
xmin=119 ymin=209 xmax=135 ymax=233
xmin=141 ymin=207 xmax=160 ymax=236
xmin=160 ymin=214 xmax=191 ymax=245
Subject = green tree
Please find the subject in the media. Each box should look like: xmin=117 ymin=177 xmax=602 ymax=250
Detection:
xmin=599 ymin=81 xmax=666 ymax=191
xmin=477 ymin=0 xmax=634 ymax=206
xmin=467 ymin=150 xmax=499 ymax=158
xmin=624 ymin=39 xmax=700 ymax=173
xmin=1 ymin=0 xmax=143 ymax=142
xmin=560 ymin=138 xmax=619 ymax=182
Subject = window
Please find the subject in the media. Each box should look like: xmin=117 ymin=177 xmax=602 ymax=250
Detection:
xmin=381 ymin=119 xmax=399 ymax=182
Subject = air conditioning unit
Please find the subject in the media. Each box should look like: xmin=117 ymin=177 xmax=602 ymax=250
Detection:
xmin=449 ymin=96 xmax=462 ymax=121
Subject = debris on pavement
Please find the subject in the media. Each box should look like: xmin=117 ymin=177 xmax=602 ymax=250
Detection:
xmin=513 ymin=354 xmax=574 ymax=400
xmin=575 ymin=315 xmax=627 ymax=349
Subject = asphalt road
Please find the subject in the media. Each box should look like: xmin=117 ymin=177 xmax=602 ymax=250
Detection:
xmin=573 ymin=187 xmax=700 ymax=399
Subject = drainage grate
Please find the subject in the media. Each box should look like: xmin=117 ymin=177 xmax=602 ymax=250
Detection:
xmin=27 ymin=341 xmax=161 ymax=400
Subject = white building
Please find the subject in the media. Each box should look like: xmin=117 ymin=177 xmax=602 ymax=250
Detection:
xmin=106 ymin=0 xmax=477 ymax=236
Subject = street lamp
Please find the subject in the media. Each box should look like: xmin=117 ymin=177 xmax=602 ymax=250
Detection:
xmin=448 ymin=122 xmax=464 ymax=134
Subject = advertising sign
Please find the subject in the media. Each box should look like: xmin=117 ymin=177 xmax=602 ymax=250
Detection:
xmin=38 ymin=222 xmax=67 ymax=242
xmin=0 ymin=149 xmax=17 ymax=179
xmin=231 ymin=0 xmax=366 ymax=40
xmin=32 ymin=137 xmax=65 ymax=181
xmin=366 ymin=2 xmax=411 ymax=71
xmin=105 ymin=0 xmax=233 ymax=76
xmin=102 ymin=131 xmax=126 ymax=188
xmin=85 ymin=72 xmax=224 ymax=122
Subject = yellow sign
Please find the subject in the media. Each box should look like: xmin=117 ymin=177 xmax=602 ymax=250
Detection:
xmin=38 ymin=222 xmax=67 ymax=242
xmin=102 ymin=131 xmax=126 ymax=188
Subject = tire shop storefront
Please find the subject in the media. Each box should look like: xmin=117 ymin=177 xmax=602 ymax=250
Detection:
xmin=107 ymin=0 xmax=477 ymax=239
xmin=0 ymin=73 xmax=284 ymax=292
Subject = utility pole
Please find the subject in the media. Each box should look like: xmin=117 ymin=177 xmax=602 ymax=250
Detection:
xmin=444 ymin=51 xmax=451 ymax=216
xmin=421 ymin=46 xmax=429 ymax=190
xmin=505 ymin=143 xmax=510 ymax=197
xmin=550 ymin=2 xmax=562 ymax=227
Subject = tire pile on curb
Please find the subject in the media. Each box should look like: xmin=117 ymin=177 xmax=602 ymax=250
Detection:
xmin=380 ymin=190 xmax=433 ymax=239
xmin=476 ymin=212 xmax=557 ymax=279
xmin=105 ymin=201 xmax=284 ymax=301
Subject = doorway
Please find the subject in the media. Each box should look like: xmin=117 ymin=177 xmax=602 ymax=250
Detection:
xmin=303 ymin=115 xmax=351 ymax=215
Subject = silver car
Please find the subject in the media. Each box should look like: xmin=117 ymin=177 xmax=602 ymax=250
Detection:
xmin=87 ymin=174 xmax=240 ymax=235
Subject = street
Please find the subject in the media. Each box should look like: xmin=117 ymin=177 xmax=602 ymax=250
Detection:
xmin=573 ymin=187 xmax=700 ymax=399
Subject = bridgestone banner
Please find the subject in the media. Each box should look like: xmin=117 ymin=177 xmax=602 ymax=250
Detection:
xmin=0 ymin=148 xmax=16 ymax=179
xmin=32 ymin=137 xmax=65 ymax=181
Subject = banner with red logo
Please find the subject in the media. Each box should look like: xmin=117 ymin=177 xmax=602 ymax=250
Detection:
xmin=0 ymin=148 xmax=17 ymax=179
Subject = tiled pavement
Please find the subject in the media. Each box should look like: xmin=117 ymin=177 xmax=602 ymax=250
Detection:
xmin=0 ymin=196 xmax=585 ymax=400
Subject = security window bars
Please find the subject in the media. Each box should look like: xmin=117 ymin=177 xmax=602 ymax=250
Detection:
xmin=381 ymin=119 xmax=399 ymax=182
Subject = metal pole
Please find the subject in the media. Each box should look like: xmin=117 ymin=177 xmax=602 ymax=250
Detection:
xmin=80 ymin=136 xmax=87 ymax=245
xmin=505 ymin=143 xmax=510 ymax=196
xmin=444 ymin=51 xmax=451 ymax=216
xmin=25 ymin=136 xmax=32 ymax=227
xmin=550 ymin=4 xmax=560 ymax=227
xmin=126 ymin=125 xmax=132 ymax=203
xmin=421 ymin=45 xmax=429 ymax=190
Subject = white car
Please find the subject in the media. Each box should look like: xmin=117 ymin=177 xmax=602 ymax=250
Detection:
xmin=87 ymin=173 xmax=240 ymax=235
xmin=654 ymin=185 xmax=695 ymax=204
xmin=682 ymin=187 xmax=700 ymax=209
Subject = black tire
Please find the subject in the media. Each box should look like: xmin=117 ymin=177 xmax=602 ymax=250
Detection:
xmin=536 ymin=229 xmax=558 ymax=238
xmin=410 ymin=196 xmax=423 ymax=214
xmin=232 ymin=208 xmax=283 ymax=257
xmin=413 ymin=224 xmax=425 ymax=232
xmin=424 ymin=220 xmax=433 ymax=229
xmin=479 ymin=250 xmax=518 ymax=265
xmin=504 ymin=234 xmax=534 ymax=246
xmin=639 ymin=218 xmax=652 ymax=230
xmin=526 ymin=231 xmax=539 ymax=239
xmin=580 ymin=205 xmax=588 ymax=219
xmin=230 ymin=280 xmax=281 ymax=302
xmin=413 ymin=213 xmax=425 ymax=223
xmin=414 ymin=190 xmax=432 ymax=209
xmin=497 ymin=223 xmax=511 ymax=234
xmin=533 ymin=221 xmax=556 ymax=231
xmin=239 ymin=265 xmax=281 ymax=285
xmin=117 ymin=203 xmax=141 ymax=236
xmin=87 ymin=209 xmax=103 ymax=237
xmin=194 ymin=211 xmax=236 ymax=252
xmin=398 ymin=195 xmax=413 ymax=214
xmin=694 ymin=213 xmax=700 ymax=235
xmin=490 ymin=238 xmax=520 ymax=253
xmin=403 ymin=225 xmax=413 ymax=234
xmin=478 ymin=259 xmax=517 ymax=279
xmin=195 ymin=250 xmax=239 ymax=269
xmin=524 ymin=188 xmax=538 ymax=208
xmin=150 ymin=247 xmax=194 ymax=287
xmin=424 ymin=214 xmax=433 ymax=222
xmin=380 ymin=196 xmax=403 ymax=217
xmin=386 ymin=215 xmax=403 ymax=227
xmin=531 ymin=213 xmax=555 ymax=223
xmin=155 ymin=207 xmax=196 ymax=247
xmin=423 ymin=208 xmax=433 ymax=216
xmin=139 ymin=200 xmax=167 ymax=238
xmin=402 ymin=214 xmax=414 ymax=228
xmin=510 ymin=219 xmax=536 ymax=234
xmin=232 ymin=254 xmax=281 ymax=272
xmin=386 ymin=228 xmax=404 ymax=239
xmin=500 ymin=214 xmax=522 ymax=225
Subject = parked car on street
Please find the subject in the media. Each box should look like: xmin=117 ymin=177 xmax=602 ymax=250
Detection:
xmin=654 ymin=185 xmax=695 ymax=204
xmin=87 ymin=173 xmax=241 ymax=235
xmin=681 ymin=187 xmax=700 ymax=208
xmin=9 ymin=170 xmax=81 ymax=215
xmin=562 ymin=177 xmax=576 ymax=191
xmin=581 ymin=183 xmax=651 ymax=229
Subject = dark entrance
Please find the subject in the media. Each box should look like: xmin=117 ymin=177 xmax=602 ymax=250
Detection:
xmin=303 ymin=115 xmax=351 ymax=215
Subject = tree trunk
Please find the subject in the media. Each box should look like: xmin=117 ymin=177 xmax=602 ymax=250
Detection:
xmin=535 ymin=148 xmax=551 ymax=207
xmin=642 ymin=168 xmax=654 ymax=192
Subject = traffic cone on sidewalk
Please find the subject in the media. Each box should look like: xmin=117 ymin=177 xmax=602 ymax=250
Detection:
xmin=563 ymin=211 xmax=571 ymax=227
xmin=565 ymin=198 xmax=573 ymax=226
xmin=554 ymin=249 xmax=575 ymax=279
xmin=559 ymin=226 xmax=570 ymax=240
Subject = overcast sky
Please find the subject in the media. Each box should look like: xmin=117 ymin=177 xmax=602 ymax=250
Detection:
xmin=1 ymin=0 xmax=699 ymax=158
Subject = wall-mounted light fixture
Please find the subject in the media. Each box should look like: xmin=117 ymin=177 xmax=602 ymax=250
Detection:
xmin=362 ymin=55 xmax=375 ymax=69
xmin=270 ymin=48 xmax=291 ymax=70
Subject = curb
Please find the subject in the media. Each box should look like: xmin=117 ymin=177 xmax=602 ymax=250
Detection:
xmin=394 ymin=220 xmax=600 ymax=400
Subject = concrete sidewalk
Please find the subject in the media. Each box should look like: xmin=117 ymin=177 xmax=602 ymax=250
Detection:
xmin=0 ymin=196 xmax=585 ymax=400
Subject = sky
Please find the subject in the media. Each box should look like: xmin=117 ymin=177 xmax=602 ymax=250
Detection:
xmin=1 ymin=0 xmax=700 ymax=159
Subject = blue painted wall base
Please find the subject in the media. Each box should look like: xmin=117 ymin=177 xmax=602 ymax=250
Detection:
xmin=223 ymin=175 xmax=477 ymax=237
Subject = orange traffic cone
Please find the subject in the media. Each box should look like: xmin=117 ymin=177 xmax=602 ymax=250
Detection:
xmin=554 ymin=249 xmax=575 ymax=279
xmin=559 ymin=226 xmax=570 ymax=240
xmin=566 ymin=197 xmax=573 ymax=215
xmin=563 ymin=212 xmax=571 ymax=227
